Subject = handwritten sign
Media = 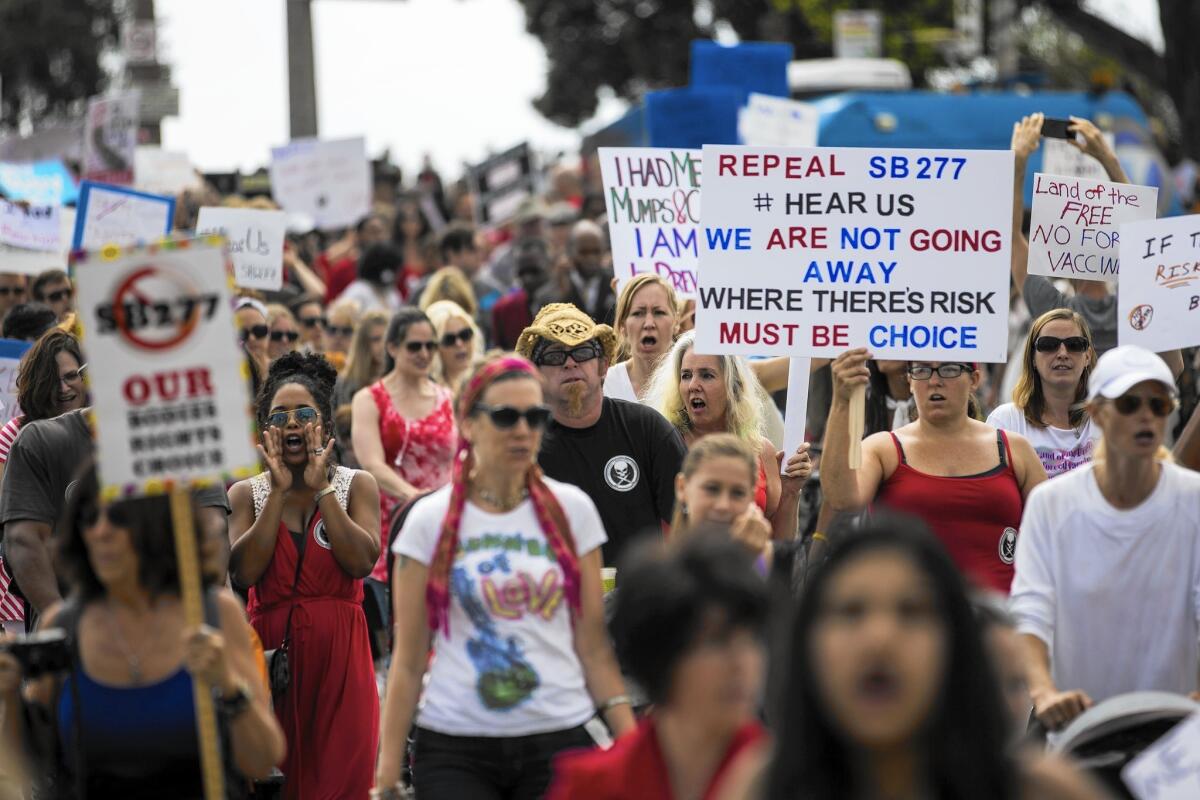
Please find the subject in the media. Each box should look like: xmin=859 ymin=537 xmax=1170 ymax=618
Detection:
xmin=135 ymin=147 xmax=199 ymax=196
xmin=780 ymin=358 xmax=811 ymax=475
xmin=834 ymin=10 xmax=883 ymax=58
xmin=0 ymin=160 xmax=79 ymax=205
xmin=694 ymin=146 xmax=1013 ymax=361
xmin=269 ymin=137 xmax=370 ymax=230
xmin=1117 ymin=214 xmax=1200 ymax=352
xmin=739 ymin=94 xmax=820 ymax=148
xmin=599 ymin=147 xmax=701 ymax=298
xmin=74 ymin=236 xmax=258 ymax=495
xmin=0 ymin=201 xmax=61 ymax=252
xmin=0 ymin=339 xmax=32 ymax=426
xmin=1040 ymin=133 xmax=1116 ymax=181
xmin=196 ymin=207 xmax=287 ymax=291
xmin=467 ymin=143 xmax=537 ymax=227
xmin=1027 ymin=173 xmax=1157 ymax=281
xmin=73 ymin=181 xmax=175 ymax=251
xmin=0 ymin=207 xmax=75 ymax=275
xmin=1122 ymin=712 xmax=1200 ymax=799
xmin=82 ymin=91 xmax=140 ymax=186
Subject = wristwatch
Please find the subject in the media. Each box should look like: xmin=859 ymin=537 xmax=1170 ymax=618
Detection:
xmin=216 ymin=681 xmax=252 ymax=719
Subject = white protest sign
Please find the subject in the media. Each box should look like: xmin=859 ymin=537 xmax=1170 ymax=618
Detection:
xmin=780 ymin=358 xmax=811 ymax=475
xmin=834 ymin=10 xmax=882 ymax=58
xmin=0 ymin=201 xmax=61 ymax=252
xmin=73 ymin=181 xmax=175 ymax=251
xmin=1122 ymin=712 xmax=1200 ymax=799
xmin=269 ymin=137 xmax=371 ymax=230
xmin=694 ymin=146 xmax=1013 ymax=361
xmin=599 ymin=147 xmax=700 ymax=298
xmin=739 ymin=94 xmax=820 ymax=148
xmin=1027 ymin=173 xmax=1156 ymax=281
xmin=135 ymin=147 xmax=199 ymax=196
xmin=1117 ymin=214 xmax=1200 ymax=352
xmin=82 ymin=91 xmax=140 ymax=186
xmin=0 ymin=207 xmax=75 ymax=275
xmin=1041 ymin=133 xmax=1116 ymax=181
xmin=196 ymin=207 xmax=287 ymax=291
xmin=74 ymin=237 xmax=258 ymax=494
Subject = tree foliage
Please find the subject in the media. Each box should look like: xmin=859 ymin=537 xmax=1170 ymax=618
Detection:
xmin=0 ymin=0 xmax=123 ymax=133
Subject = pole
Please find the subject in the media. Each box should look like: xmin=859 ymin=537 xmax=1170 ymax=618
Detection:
xmin=170 ymin=487 xmax=225 ymax=800
xmin=286 ymin=0 xmax=320 ymax=139
xmin=847 ymin=384 xmax=865 ymax=469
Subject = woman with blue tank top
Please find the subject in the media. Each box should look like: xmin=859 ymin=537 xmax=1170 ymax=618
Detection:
xmin=0 ymin=463 xmax=284 ymax=798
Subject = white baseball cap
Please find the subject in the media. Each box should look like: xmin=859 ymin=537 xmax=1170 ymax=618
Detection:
xmin=1086 ymin=345 xmax=1176 ymax=402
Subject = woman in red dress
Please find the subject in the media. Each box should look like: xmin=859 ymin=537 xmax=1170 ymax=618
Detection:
xmin=229 ymin=352 xmax=382 ymax=799
xmin=351 ymin=307 xmax=457 ymax=580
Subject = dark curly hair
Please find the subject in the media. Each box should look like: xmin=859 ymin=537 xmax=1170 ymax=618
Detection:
xmin=255 ymin=351 xmax=339 ymax=452
xmin=17 ymin=329 xmax=84 ymax=422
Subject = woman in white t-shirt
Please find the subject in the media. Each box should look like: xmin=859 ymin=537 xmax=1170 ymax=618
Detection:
xmin=375 ymin=355 xmax=635 ymax=799
xmin=603 ymin=274 xmax=680 ymax=404
xmin=986 ymin=308 xmax=1099 ymax=478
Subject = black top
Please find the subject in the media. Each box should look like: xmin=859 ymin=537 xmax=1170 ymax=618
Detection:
xmin=538 ymin=398 xmax=686 ymax=566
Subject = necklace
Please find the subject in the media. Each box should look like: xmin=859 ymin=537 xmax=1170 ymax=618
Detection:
xmin=475 ymin=485 xmax=529 ymax=512
xmin=105 ymin=602 xmax=157 ymax=685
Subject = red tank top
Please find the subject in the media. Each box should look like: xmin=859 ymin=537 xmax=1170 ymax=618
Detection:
xmin=755 ymin=460 xmax=768 ymax=513
xmin=874 ymin=431 xmax=1023 ymax=594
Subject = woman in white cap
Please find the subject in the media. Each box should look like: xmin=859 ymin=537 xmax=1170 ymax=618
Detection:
xmin=1011 ymin=345 xmax=1200 ymax=733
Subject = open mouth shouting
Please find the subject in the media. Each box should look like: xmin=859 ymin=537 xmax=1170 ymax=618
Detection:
xmin=283 ymin=432 xmax=307 ymax=456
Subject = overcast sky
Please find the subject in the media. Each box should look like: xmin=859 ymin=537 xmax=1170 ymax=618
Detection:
xmin=155 ymin=0 xmax=1162 ymax=179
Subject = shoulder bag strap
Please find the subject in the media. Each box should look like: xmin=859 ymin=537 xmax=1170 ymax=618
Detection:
xmin=279 ymin=520 xmax=310 ymax=650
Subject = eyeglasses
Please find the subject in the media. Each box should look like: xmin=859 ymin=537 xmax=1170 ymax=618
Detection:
xmin=270 ymin=330 xmax=300 ymax=343
xmin=77 ymin=500 xmax=130 ymax=530
xmin=0 ymin=287 xmax=26 ymax=297
xmin=299 ymin=316 xmax=327 ymax=329
xmin=265 ymin=406 xmax=321 ymax=428
xmin=405 ymin=340 xmax=438 ymax=353
xmin=1112 ymin=395 xmax=1175 ymax=417
xmin=324 ymin=324 xmax=354 ymax=338
xmin=472 ymin=403 xmax=552 ymax=430
xmin=441 ymin=328 xmax=474 ymax=348
xmin=241 ymin=325 xmax=269 ymax=341
xmin=908 ymin=363 xmax=973 ymax=380
xmin=44 ymin=288 xmax=72 ymax=303
xmin=60 ymin=363 xmax=87 ymax=385
xmin=536 ymin=344 xmax=601 ymax=367
xmin=1034 ymin=335 xmax=1089 ymax=354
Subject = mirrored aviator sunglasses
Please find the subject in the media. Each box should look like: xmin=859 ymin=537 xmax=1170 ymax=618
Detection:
xmin=266 ymin=407 xmax=321 ymax=428
xmin=473 ymin=403 xmax=552 ymax=430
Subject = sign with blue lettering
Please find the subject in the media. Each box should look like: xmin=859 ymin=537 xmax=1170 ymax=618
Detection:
xmin=693 ymin=146 xmax=1014 ymax=361
xmin=0 ymin=160 xmax=79 ymax=205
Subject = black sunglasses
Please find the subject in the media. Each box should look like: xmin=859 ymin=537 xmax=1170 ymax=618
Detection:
xmin=536 ymin=344 xmax=601 ymax=367
xmin=473 ymin=403 xmax=552 ymax=430
xmin=1112 ymin=395 xmax=1174 ymax=418
xmin=77 ymin=499 xmax=130 ymax=530
xmin=266 ymin=406 xmax=321 ymax=428
xmin=441 ymin=328 xmax=475 ymax=348
xmin=45 ymin=288 xmax=72 ymax=303
xmin=299 ymin=316 xmax=327 ymax=329
xmin=1034 ymin=335 xmax=1089 ymax=354
xmin=270 ymin=330 xmax=300 ymax=343
xmin=324 ymin=324 xmax=354 ymax=337
xmin=241 ymin=324 xmax=269 ymax=341
xmin=405 ymin=340 xmax=438 ymax=353
xmin=0 ymin=287 xmax=26 ymax=297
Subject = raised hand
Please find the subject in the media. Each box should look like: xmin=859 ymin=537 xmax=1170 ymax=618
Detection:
xmin=1067 ymin=116 xmax=1117 ymax=164
xmin=730 ymin=504 xmax=771 ymax=557
xmin=257 ymin=428 xmax=292 ymax=493
xmin=1011 ymin=112 xmax=1043 ymax=162
xmin=303 ymin=422 xmax=335 ymax=491
xmin=830 ymin=348 xmax=872 ymax=404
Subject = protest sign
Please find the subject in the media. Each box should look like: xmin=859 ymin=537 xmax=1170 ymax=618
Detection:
xmin=645 ymin=87 xmax=742 ymax=150
xmin=739 ymin=94 xmax=820 ymax=148
xmin=694 ymin=146 xmax=1013 ymax=362
xmin=1117 ymin=214 xmax=1200 ymax=352
xmin=690 ymin=41 xmax=792 ymax=104
xmin=834 ymin=10 xmax=883 ymax=58
xmin=0 ymin=207 xmax=75 ymax=275
xmin=74 ymin=236 xmax=258 ymax=495
xmin=599 ymin=147 xmax=701 ymax=298
xmin=1121 ymin=711 xmax=1200 ymax=799
xmin=780 ymin=358 xmax=811 ymax=476
xmin=72 ymin=180 xmax=175 ymax=251
xmin=135 ymin=147 xmax=200 ymax=196
xmin=0 ymin=160 xmax=79 ymax=205
xmin=1040 ymin=133 xmax=1116 ymax=181
xmin=82 ymin=91 xmax=140 ymax=186
xmin=0 ymin=339 xmax=32 ymax=426
xmin=196 ymin=207 xmax=287 ymax=291
xmin=0 ymin=201 xmax=61 ymax=252
xmin=467 ymin=143 xmax=537 ymax=227
xmin=1027 ymin=173 xmax=1156 ymax=281
xmin=269 ymin=136 xmax=371 ymax=230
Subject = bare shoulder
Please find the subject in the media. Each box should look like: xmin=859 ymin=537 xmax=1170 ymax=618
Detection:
xmin=862 ymin=429 xmax=900 ymax=469
xmin=1021 ymin=754 xmax=1112 ymax=800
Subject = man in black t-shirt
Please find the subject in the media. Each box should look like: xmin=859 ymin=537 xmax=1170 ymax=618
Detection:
xmin=517 ymin=304 xmax=685 ymax=566
xmin=0 ymin=408 xmax=231 ymax=625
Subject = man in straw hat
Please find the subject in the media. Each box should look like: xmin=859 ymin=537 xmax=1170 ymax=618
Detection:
xmin=518 ymin=303 xmax=685 ymax=566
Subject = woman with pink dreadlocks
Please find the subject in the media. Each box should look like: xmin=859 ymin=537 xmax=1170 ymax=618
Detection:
xmin=374 ymin=354 xmax=635 ymax=799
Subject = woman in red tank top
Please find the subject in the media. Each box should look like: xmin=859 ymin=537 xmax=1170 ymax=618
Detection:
xmin=821 ymin=350 xmax=1047 ymax=594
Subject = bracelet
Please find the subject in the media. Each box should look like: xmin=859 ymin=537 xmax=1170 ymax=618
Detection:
xmin=811 ymin=532 xmax=828 ymax=543
xmin=314 ymin=485 xmax=337 ymax=504
xmin=369 ymin=784 xmax=410 ymax=800
xmin=600 ymin=694 xmax=632 ymax=713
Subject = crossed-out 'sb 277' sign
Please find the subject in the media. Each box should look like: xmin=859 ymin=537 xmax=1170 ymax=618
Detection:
xmin=75 ymin=237 xmax=258 ymax=497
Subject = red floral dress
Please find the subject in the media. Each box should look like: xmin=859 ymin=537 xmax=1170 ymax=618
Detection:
xmin=368 ymin=380 xmax=457 ymax=580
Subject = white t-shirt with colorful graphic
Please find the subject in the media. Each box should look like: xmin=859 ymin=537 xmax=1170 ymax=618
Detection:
xmin=986 ymin=402 xmax=1100 ymax=478
xmin=394 ymin=478 xmax=607 ymax=737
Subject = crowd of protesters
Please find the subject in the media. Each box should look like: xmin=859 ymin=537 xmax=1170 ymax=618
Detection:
xmin=0 ymin=113 xmax=1198 ymax=800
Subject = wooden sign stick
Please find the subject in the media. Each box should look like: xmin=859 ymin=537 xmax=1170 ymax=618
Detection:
xmin=847 ymin=384 xmax=865 ymax=470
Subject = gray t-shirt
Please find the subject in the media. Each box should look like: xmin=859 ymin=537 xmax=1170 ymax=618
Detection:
xmin=1023 ymin=276 xmax=1116 ymax=355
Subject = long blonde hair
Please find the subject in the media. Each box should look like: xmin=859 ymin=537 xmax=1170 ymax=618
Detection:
xmin=669 ymin=433 xmax=759 ymax=534
xmin=341 ymin=310 xmax=389 ymax=392
xmin=612 ymin=273 xmax=680 ymax=363
xmin=648 ymin=331 xmax=763 ymax=445
xmin=425 ymin=299 xmax=484 ymax=389
xmin=1012 ymin=308 xmax=1095 ymax=429
xmin=419 ymin=266 xmax=478 ymax=319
